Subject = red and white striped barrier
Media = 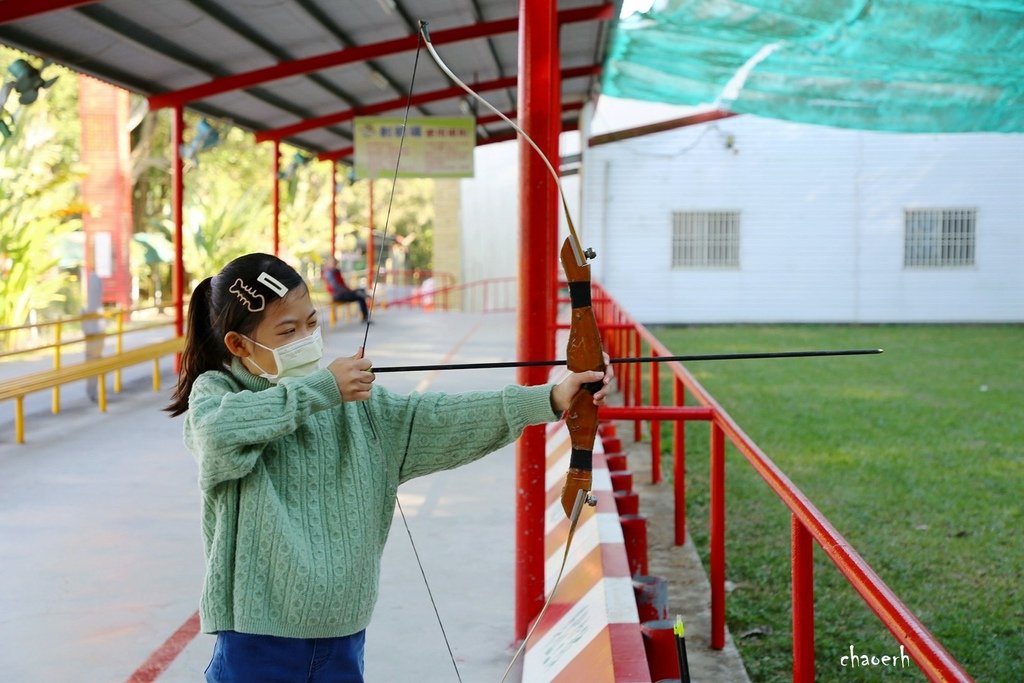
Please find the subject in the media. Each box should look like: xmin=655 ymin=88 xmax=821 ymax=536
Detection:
xmin=520 ymin=424 xmax=652 ymax=682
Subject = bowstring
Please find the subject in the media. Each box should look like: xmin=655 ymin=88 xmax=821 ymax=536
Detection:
xmin=357 ymin=31 xmax=464 ymax=683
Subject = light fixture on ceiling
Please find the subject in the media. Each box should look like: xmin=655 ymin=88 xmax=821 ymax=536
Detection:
xmin=7 ymin=58 xmax=58 ymax=105
xmin=375 ymin=0 xmax=397 ymax=15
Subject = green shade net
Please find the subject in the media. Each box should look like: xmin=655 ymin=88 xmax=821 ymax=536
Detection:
xmin=602 ymin=0 xmax=1024 ymax=132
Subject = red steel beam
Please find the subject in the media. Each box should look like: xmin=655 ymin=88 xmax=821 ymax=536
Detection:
xmin=256 ymin=64 xmax=599 ymax=142
xmin=477 ymin=119 xmax=579 ymax=147
xmin=0 ymin=0 xmax=98 ymax=24
xmin=588 ymin=109 xmax=737 ymax=146
xmin=476 ymin=100 xmax=584 ymax=127
xmin=148 ymin=4 xmax=613 ymax=110
xmin=317 ymin=146 xmax=353 ymax=163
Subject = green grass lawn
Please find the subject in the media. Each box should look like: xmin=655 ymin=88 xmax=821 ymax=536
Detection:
xmin=644 ymin=324 xmax=1022 ymax=682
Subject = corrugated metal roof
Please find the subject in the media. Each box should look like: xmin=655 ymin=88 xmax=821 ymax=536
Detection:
xmin=0 ymin=1 xmax=619 ymax=159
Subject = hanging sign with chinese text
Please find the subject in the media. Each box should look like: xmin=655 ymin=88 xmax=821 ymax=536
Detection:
xmin=353 ymin=116 xmax=475 ymax=179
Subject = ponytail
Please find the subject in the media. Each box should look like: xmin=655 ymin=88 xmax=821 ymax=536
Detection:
xmin=165 ymin=277 xmax=227 ymax=416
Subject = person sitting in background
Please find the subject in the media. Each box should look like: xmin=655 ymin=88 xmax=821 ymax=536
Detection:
xmin=322 ymin=255 xmax=370 ymax=322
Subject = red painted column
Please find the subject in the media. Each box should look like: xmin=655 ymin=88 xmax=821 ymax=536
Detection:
xmin=78 ymin=76 xmax=132 ymax=309
xmin=330 ymin=162 xmax=337 ymax=257
xmin=547 ymin=16 xmax=561 ymax=362
xmin=172 ymin=106 xmax=185 ymax=341
xmin=367 ymin=179 xmax=375 ymax=288
xmin=710 ymin=421 xmax=726 ymax=649
xmin=272 ymin=140 xmax=280 ymax=256
xmin=673 ymin=378 xmax=687 ymax=545
xmin=651 ymin=353 xmax=661 ymax=484
xmin=792 ymin=514 xmax=815 ymax=682
xmin=514 ymin=0 xmax=558 ymax=640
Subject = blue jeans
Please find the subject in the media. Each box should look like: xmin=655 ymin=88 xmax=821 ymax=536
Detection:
xmin=204 ymin=630 xmax=366 ymax=683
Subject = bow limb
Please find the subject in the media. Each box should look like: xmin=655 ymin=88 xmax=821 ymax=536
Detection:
xmin=420 ymin=22 xmax=604 ymax=519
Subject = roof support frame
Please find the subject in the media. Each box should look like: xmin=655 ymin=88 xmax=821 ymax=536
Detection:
xmin=0 ymin=0 xmax=98 ymax=25
xmin=74 ymin=4 xmax=323 ymax=127
xmin=466 ymin=0 xmax=516 ymax=109
xmin=256 ymin=63 xmax=600 ymax=143
xmin=147 ymin=4 xmax=613 ymax=109
xmin=0 ymin=24 xmax=264 ymax=134
xmin=291 ymin=0 xmax=431 ymax=117
xmin=183 ymin=0 xmax=358 ymax=141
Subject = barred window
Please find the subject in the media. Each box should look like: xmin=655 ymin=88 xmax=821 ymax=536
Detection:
xmin=904 ymin=208 xmax=976 ymax=267
xmin=672 ymin=211 xmax=740 ymax=268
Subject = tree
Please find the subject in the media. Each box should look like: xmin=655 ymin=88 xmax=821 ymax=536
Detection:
xmin=0 ymin=48 xmax=81 ymax=331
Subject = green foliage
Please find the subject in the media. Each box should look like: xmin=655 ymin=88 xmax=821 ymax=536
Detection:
xmin=0 ymin=48 xmax=81 ymax=331
xmin=337 ymin=176 xmax=434 ymax=272
xmin=647 ymin=324 xmax=1023 ymax=681
xmin=0 ymin=43 xmax=438 ymax=322
xmin=181 ymin=123 xmax=273 ymax=281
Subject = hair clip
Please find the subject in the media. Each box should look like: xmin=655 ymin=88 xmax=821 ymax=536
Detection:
xmin=229 ymin=278 xmax=266 ymax=312
xmin=257 ymin=272 xmax=289 ymax=298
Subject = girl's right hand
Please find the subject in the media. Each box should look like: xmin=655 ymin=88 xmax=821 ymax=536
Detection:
xmin=328 ymin=347 xmax=375 ymax=401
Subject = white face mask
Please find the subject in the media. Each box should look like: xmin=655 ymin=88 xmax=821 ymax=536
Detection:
xmin=244 ymin=326 xmax=323 ymax=383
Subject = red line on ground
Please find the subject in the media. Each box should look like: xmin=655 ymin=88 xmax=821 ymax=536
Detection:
xmin=125 ymin=610 xmax=201 ymax=682
xmin=411 ymin=319 xmax=483 ymax=391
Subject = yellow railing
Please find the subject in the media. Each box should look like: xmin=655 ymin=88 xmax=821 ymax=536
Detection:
xmin=0 ymin=305 xmax=177 ymax=415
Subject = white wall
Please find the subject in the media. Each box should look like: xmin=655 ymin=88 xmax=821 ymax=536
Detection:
xmin=458 ymin=138 xmax=581 ymax=300
xmin=581 ymin=115 xmax=1024 ymax=323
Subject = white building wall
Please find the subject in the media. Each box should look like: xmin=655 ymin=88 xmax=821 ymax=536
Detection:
xmin=581 ymin=115 xmax=1024 ymax=323
xmin=459 ymin=138 xmax=581 ymax=305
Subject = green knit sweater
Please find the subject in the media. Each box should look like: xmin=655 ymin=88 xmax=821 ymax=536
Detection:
xmin=183 ymin=358 xmax=559 ymax=638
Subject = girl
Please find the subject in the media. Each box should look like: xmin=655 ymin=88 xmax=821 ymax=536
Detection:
xmin=165 ymin=253 xmax=609 ymax=682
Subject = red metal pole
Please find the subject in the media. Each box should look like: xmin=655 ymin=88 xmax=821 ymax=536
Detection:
xmin=673 ymin=377 xmax=687 ymax=545
xmin=792 ymin=514 xmax=816 ymax=683
xmin=367 ymin=179 xmax=375 ymax=288
xmin=651 ymin=351 xmax=661 ymax=484
xmin=272 ymin=141 xmax=280 ymax=256
xmin=515 ymin=0 xmax=557 ymax=641
xmin=633 ymin=330 xmax=642 ymax=441
xmin=330 ymin=162 xmax=337 ymax=258
xmin=547 ymin=19 xmax=560 ymax=362
xmin=621 ymin=321 xmax=630 ymax=404
xmin=710 ymin=421 xmax=726 ymax=649
xmin=172 ymin=105 xmax=185 ymax=353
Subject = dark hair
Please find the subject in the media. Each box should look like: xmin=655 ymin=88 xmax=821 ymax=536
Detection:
xmin=165 ymin=253 xmax=306 ymax=416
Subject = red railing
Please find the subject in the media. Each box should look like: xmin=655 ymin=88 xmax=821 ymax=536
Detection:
xmin=382 ymin=276 xmax=516 ymax=314
xmin=587 ymin=281 xmax=973 ymax=683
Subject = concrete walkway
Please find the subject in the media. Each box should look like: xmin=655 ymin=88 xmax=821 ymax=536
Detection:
xmin=0 ymin=309 xmax=749 ymax=682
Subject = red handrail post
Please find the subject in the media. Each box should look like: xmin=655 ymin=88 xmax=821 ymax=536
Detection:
xmin=673 ymin=377 xmax=687 ymax=545
xmin=710 ymin=421 xmax=726 ymax=649
xmin=633 ymin=329 xmax=642 ymax=441
xmin=792 ymin=514 xmax=815 ymax=683
xmin=171 ymin=104 xmax=185 ymax=372
xmin=650 ymin=352 xmax=661 ymax=484
xmin=272 ymin=140 xmax=281 ymax=256
xmin=620 ymin=318 xmax=630 ymax=401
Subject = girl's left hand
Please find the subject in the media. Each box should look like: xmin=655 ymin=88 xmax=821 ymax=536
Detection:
xmin=550 ymin=352 xmax=614 ymax=413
